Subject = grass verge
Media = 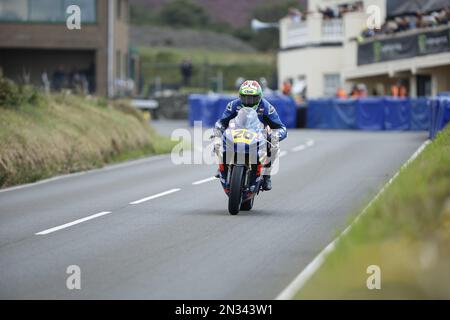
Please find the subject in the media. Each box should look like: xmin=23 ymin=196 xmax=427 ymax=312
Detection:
xmin=295 ymin=124 xmax=450 ymax=299
xmin=0 ymin=92 xmax=176 ymax=188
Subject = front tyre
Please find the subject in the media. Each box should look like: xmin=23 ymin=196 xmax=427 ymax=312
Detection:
xmin=228 ymin=166 xmax=245 ymax=215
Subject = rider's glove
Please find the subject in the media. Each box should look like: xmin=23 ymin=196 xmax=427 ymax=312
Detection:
xmin=269 ymin=130 xmax=280 ymax=143
xmin=214 ymin=121 xmax=226 ymax=137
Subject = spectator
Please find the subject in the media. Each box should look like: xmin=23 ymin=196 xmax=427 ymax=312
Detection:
xmin=85 ymin=63 xmax=96 ymax=94
xmin=436 ymin=9 xmax=449 ymax=24
xmin=288 ymin=7 xmax=302 ymax=23
xmin=350 ymin=85 xmax=359 ymax=98
xmin=282 ymin=79 xmax=292 ymax=95
xmin=292 ymin=77 xmax=306 ymax=103
xmin=41 ymin=71 xmax=50 ymax=94
xmin=391 ymin=80 xmax=407 ymax=97
xmin=336 ymin=87 xmax=347 ymax=99
xmin=361 ymin=7 xmax=450 ymax=39
xmin=180 ymin=59 xmax=193 ymax=87
xmin=318 ymin=6 xmax=335 ymax=20
xmin=357 ymin=83 xmax=368 ymax=97
xmin=52 ymin=65 xmax=65 ymax=91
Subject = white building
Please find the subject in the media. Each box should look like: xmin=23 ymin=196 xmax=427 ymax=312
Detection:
xmin=278 ymin=0 xmax=450 ymax=98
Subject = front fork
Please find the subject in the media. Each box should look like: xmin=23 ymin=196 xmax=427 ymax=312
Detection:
xmin=261 ymin=128 xmax=280 ymax=177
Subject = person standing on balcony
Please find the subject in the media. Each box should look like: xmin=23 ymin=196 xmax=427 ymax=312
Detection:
xmin=288 ymin=7 xmax=302 ymax=23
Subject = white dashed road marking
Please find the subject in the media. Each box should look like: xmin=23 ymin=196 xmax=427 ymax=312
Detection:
xmin=192 ymin=177 xmax=217 ymax=185
xmin=129 ymin=188 xmax=181 ymax=205
xmin=36 ymin=211 xmax=112 ymax=235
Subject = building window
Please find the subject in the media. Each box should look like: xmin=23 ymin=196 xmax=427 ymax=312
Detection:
xmin=29 ymin=0 xmax=64 ymax=22
xmin=0 ymin=0 xmax=96 ymax=23
xmin=64 ymin=0 xmax=96 ymax=23
xmin=116 ymin=49 xmax=121 ymax=78
xmin=124 ymin=53 xmax=128 ymax=78
xmin=116 ymin=0 xmax=121 ymax=20
xmin=0 ymin=0 xmax=28 ymax=21
xmin=324 ymin=74 xmax=340 ymax=97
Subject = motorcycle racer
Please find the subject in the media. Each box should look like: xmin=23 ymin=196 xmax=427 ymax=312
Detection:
xmin=214 ymin=80 xmax=287 ymax=191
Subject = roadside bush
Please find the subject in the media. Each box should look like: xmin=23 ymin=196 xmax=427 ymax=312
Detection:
xmin=0 ymin=77 xmax=43 ymax=109
xmin=112 ymin=99 xmax=146 ymax=124
xmin=0 ymin=77 xmax=22 ymax=108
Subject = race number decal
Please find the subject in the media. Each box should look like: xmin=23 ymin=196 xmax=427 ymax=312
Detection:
xmin=231 ymin=129 xmax=256 ymax=144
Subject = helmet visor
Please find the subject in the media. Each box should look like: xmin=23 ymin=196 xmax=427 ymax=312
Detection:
xmin=240 ymin=94 xmax=261 ymax=108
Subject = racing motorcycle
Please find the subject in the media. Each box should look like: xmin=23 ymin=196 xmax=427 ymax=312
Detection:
xmin=213 ymin=108 xmax=271 ymax=215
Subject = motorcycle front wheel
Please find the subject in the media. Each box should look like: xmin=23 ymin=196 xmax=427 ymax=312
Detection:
xmin=228 ymin=165 xmax=245 ymax=215
xmin=240 ymin=196 xmax=254 ymax=211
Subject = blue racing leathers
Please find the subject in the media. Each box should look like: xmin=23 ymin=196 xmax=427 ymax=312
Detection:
xmin=215 ymin=98 xmax=287 ymax=141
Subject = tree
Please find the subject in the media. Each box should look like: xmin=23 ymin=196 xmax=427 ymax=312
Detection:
xmin=130 ymin=5 xmax=157 ymax=25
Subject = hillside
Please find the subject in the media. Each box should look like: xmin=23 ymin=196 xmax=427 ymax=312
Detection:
xmin=129 ymin=0 xmax=307 ymax=27
xmin=130 ymin=25 xmax=256 ymax=52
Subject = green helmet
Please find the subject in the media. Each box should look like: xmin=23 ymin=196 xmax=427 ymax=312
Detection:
xmin=239 ymin=80 xmax=262 ymax=109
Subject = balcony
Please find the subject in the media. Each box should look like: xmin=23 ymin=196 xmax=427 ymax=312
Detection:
xmin=321 ymin=19 xmax=344 ymax=42
xmin=357 ymin=25 xmax=450 ymax=65
xmin=280 ymin=16 xmax=344 ymax=49
xmin=285 ymin=21 xmax=308 ymax=47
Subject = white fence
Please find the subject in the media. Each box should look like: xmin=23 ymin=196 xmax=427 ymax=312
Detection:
xmin=321 ymin=19 xmax=344 ymax=42
xmin=285 ymin=21 xmax=308 ymax=48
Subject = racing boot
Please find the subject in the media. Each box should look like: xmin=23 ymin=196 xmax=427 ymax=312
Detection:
xmin=262 ymin=175 xmax=272 ymax=191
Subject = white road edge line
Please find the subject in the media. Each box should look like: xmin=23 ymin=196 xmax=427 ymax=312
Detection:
xmin=275 ymin=139 xmax=431 ymax=300
xmin=36 ymin=211 xmax=112 ymax=235
xmin=129 ymin=188 xmax=181 ymax=205
xmin=192 ymin=177 xmax=216 ymax=185
xmin=305 ymin=139 xmax=315 ymax=147
xmin=0 ymin=154 xmax=170 ymax=194
xmin=279 ymin=150 xmax=288 ymax=158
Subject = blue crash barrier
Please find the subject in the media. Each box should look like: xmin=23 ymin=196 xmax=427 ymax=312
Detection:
xmin=306 ymin=99 xmax=333 ymax=129
xmin=188 ymin=94 xmax=298 ymax=128
xmin=188 ymin=94 xmax=204 ymax=127
xmin=383 ymin=97 xmax=411 ymax=130
xmin=265 ymin=95 xmax=297 ymax=129
xmin=410 ymin=98 xmax=430 ymax=131
xmin=189 ymin=95 xmax=449 ymax=135
xmin=306 ymin=97 xmax=448 ymax=133
xmin=306 ymin=98 xmax=356 ymax=129
xmin=356 ymin=98 xmax=385 ymax=130
xmin=332 ymin=99 xmax=357 ymax=129
xmin=429 ymin=97 xmax=450 ymax=139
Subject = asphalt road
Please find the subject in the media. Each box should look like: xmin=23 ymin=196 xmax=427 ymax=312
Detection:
xmin=0 ymin=121 xmax=427 ymax=299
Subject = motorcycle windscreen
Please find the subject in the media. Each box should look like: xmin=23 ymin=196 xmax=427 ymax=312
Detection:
xmin=231 ymin=108 xmax=264 ymax=131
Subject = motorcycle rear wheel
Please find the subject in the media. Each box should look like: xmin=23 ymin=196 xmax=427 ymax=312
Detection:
xmin=228 ymin=166 xmax=245 ymax=215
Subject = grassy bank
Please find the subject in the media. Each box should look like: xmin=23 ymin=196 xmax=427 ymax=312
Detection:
xmin=138 ymin=46 xmax=276 ymax=92
xmin=295 ymin=125 xmax=450 ymax=299
xmin=0 ymin=85 xmax=175 ymax=188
